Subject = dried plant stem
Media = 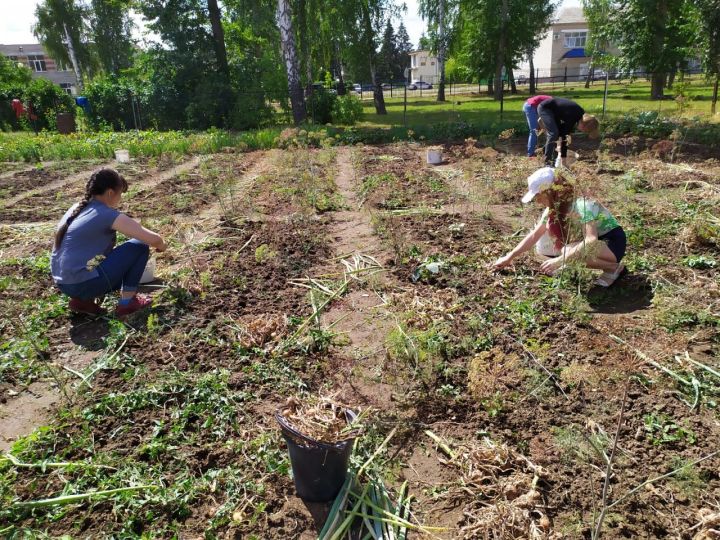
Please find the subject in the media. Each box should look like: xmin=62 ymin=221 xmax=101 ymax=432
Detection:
xmin=592 ymin=379 xmax=630 ymax=540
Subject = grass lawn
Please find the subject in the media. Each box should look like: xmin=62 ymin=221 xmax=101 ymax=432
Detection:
xmin=358 ymin=76 xmax=720 ymax=128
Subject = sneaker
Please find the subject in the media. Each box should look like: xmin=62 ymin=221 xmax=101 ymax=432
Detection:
xmin=69 ymin=298 xmax=106 ymax=315
xmin=115 ymin=295 xmax=152 ymax=318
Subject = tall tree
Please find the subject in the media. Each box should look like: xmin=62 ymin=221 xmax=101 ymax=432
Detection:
xmin=394 ymin=22 xmax=413 ymax=78
xmin=33 ymin=0 xmax=94 ymax=87
xmin=690 ymin=0 xmax=720 ymax=112
xmin=377 ymin=19 xmax=396 ymax=82
xmin=90 ymin=0 xmax=135 ymax=75
xmin=584 ymin=0 xmax=695 ymax=99
xmin=456 ymin=0 xmax=553 ymax=100
xmin=207 ymin=0 xmax=230 ymax=79
xmin=276 ymin=0 xmax=307 ymax=123
xmin=419 ymin=0 xmax=458 ymax=101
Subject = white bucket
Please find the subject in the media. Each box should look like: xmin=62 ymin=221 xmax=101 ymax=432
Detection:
xmin=426 ymin=148 xmax=443 ymax=165
xmin=115 ymin=149 xmax=130 ymax=163
xmin=140 ymin=257 xmax=156 ymax=284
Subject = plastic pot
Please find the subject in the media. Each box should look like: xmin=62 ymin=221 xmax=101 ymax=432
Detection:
xmin=115 ymin=149 xmax=130 ymax=162
xmin=276 ymin=408 xmax=357 ymax=502
xmin=426 ymin=148 xmax=443 ymax=165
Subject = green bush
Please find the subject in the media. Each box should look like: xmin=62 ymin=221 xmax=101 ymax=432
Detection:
xmin=83 ymin=76 xmax=146 ymax=131
xmin=307 ymin=88 xmax=336 ymax=124
xmin=332 ymin=94 xmax=364 ymax=125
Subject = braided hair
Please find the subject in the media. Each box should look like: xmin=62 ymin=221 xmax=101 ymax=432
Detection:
xmin=54 ymin=168 xmax=128 ymax=250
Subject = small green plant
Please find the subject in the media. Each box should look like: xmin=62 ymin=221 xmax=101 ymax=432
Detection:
xmin=254 ymin=244 xmax=277 ymax=263
xmin=682 ymin=254 xmax=717 ymax=269
xmin=643 ymin=413 xmax=696 ymax=446
xmin=620 ymin=169 xmax=651 ymax=192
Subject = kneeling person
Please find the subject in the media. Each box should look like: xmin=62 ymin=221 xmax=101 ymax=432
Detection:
xmin=51 ymin=168 xmax=167 ymax=317
xmin=493 ymin=167 xmax=626 ymax=287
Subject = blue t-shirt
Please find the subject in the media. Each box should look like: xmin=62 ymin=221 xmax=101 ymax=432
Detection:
xmin=51 ymin=200 xmax=121 ymax=285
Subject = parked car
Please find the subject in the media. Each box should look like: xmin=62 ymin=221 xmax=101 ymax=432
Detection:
xmin=353 ymin=83 xmax=375 ymax=93
xmin=516 ymin=74 xmax=528 ymax=85
xmin=407 ymin=81 xmax=433 ymax=90
xmin=306 ymin=83 xmax=336 ymax=96
xmin=591 ymin=69 xmax=608 ymax=81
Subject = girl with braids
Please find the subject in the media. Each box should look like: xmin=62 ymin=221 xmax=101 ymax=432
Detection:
xmin=492 ymin=167 xmax=627 ymax=287
xmin=51 ymin=168 xmax=167 ymax=317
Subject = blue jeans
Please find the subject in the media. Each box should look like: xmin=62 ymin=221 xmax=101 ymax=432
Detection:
xmin=523 ymin=102 xmax=539 ymax=157
xmin=57 ymin=240 xmax=150 ymax=300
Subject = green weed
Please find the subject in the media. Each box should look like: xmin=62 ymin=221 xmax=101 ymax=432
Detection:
xmin=643 ymin=413 xmax=696 ymax=446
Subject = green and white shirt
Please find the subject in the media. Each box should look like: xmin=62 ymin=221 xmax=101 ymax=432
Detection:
xmin=540 ymin=197 xmax=620 ymax=237
xmin=572 ymin=197 xmax=620 ymax=236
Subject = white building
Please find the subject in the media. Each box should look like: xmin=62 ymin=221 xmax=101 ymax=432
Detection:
xmin=0 ymin=43 xmax=79 ymax=95
xmin=409 ymin=50 xmax=439 ymax=84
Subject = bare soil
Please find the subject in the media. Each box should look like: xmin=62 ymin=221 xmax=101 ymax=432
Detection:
xmin=1 ymin=139 xmax=718 ymax=539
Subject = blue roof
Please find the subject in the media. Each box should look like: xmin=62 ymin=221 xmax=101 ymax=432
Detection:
xmin=561 ymin=47 xmax=587 ymax=59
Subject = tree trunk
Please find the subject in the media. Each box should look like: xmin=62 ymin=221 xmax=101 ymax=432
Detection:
xmin=63 ymin=23 xmax=84 ymax=91
xmin=207 ymin=0 xmax=230 ymax=79
xmin=528 ymin=48 xmax=536 ymax=94
xmin=436 ymin=0 xmax=446 ymax=102
xmin=493 ymin=0 xmax=509 ymax=101
xmin=362 ymin=3 xmax=386 ymax=114
xmin=335 ymin=42 xmax=346 ymax=96
xmin=584 ymin=63 xmax=593 ymax=89
xmin=667 ymin=69 xmax=676 ymax=89
xmin=487 ymin=76 xmax=494 ymax=95
xmin=508 ymin=66 xmax=517 ymax=94
xmin=651 ymin=71 xmax=665 ymax=100
xmin=276 ymin=0 xmax=306 ymax=124
xmin=712 ymin=74 xmax=718 ymax=115
xmin=297 ymin=0 xmax=313 ymax=87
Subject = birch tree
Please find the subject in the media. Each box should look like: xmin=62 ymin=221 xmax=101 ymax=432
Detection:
xmin=276 ymin=0 xmax=307 ymax=123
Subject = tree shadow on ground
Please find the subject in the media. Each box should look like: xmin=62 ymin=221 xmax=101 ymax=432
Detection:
xmin=586 ymin=272 xmax=653 ymax=314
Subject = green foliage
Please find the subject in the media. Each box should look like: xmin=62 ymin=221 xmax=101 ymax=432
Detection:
xmin=584 ymin=0 xmax=696 ymax=98
xmin=643 ymin=413 xmax=696 ymax=446
xmin=682 ymin=254 xmax=717 ymax=269
xmin=307 ymin=88 xmax=336 ymax=124
xmin=83 ymin=75 xmax=143 ymax=131
xmin=332 ymin=95 xmax=364 ymax=125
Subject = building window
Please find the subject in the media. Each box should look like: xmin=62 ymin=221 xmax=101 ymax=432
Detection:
xmin=430 ymin=61 xmax=435 ymax=66
xmin=420 ymin=61 xmax=426 ymax=66
xmin=564 ymin=32 xmax=587 ymax=48
xmin=28 ymin=55 xmax=47 ymax=72
xmin=60 ymin=83 xmax=73 ymax=95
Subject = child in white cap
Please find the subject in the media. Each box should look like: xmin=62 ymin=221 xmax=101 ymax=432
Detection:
xmin=492 ymin=167 xmax=626 ymax=287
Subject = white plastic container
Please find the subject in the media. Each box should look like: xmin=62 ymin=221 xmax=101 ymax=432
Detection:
xmin=536 ymin=231 xmax=561 ymax=257
xmin=140 ymin=257 xmax=156 ymax=284
xmin=426 ymin=148 xmax=443 ymax=165
xmin=115 ymin=149 xmax=130 ymax=163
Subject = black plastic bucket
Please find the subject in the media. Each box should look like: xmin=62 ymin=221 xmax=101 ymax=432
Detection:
xmin=276 ymin=408 xmax=357 ymax=502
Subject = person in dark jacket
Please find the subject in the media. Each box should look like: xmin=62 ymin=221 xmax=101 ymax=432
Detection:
xmin=537 ymin=98 xmax=599 ymax=165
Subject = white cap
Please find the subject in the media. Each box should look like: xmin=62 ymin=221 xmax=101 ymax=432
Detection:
xmin=521 ymin=167 xmax=555 ymax=203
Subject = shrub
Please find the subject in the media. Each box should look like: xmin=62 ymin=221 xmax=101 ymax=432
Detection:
xmin=307 ymin=88 xmax=336 ymax=124
xmin=83 ymin=76 xmax=146 ymax=131
xmin=331 ymin=94 xmax=363 ymax=125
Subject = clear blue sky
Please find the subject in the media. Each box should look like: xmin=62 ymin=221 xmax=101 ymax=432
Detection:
xmin=0 ymin=0 xmax=581 ymax=49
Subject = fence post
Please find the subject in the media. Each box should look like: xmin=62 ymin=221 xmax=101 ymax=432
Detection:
xmin=564 ymin=66 xmax=567 ymax=87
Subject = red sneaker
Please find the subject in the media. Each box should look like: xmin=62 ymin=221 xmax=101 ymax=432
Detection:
xmin=69 ymin=298 xmax=106 ymax=315
xmin=115 ymin=295 xmax=153 ymax=319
